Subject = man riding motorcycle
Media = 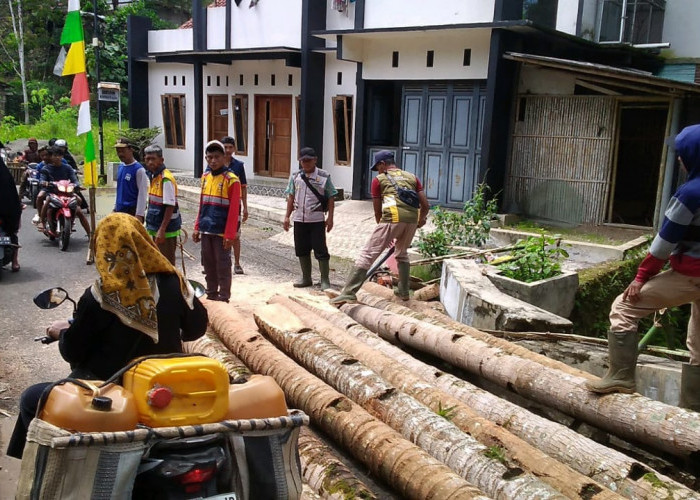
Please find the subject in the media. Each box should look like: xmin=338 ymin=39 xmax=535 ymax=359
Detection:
xmin=36 ymin=146 xmax=91 ymax=237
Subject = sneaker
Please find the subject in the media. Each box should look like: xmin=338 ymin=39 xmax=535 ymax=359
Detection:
xmin=32 ymin=214 xmax=40 ymax=224
xmin=234 ymin=265 xmax=244 ymax=275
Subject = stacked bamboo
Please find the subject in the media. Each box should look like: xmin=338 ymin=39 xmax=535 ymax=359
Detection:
xmin=200 ymin=289 xmax=700 ymax=499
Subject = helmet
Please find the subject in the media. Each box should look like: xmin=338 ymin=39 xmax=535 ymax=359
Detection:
xmin=55 ymin=139 xmax=67 ymax=148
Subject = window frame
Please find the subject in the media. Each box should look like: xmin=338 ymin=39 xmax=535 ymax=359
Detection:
xmin=332 ymin=95 xmax=353 ymax=166
xmin=161 ymin=94 xmax=186 ymax=149
xmin=231 ymin=94 xmax=249 ymax=156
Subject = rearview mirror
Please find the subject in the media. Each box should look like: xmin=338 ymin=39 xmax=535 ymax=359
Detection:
xmin=188 ymin=280 xmax=206 ymax=298
xmin=33 ymin=288 xmax=69 ymax=309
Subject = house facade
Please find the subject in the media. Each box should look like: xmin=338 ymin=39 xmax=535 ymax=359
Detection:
xmin=128 ymin=0 xmax=700 ymax=227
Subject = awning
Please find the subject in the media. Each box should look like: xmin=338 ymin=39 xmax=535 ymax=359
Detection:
xmin=504 ymin=52 xmax=700 ymax=96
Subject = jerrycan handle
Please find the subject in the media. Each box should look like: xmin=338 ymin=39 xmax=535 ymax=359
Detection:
xmin=100 ymin=352 xmax=208 ymax=388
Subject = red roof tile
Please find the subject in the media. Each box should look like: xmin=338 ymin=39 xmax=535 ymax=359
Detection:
xmin=180 ymin=0 xmax=228 ymax=29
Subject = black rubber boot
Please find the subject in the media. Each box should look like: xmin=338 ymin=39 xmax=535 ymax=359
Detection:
xmin=318 ymin=259 xmax=331 ymax=290
xmin=394 ymin=261 xmax=411 ymax=300
xmin=585 ymin=331 xmax=638 ymax=394
xmin=293 ymin=255 xmax=313 ymax=288
xmin=330 ymin=267 xmax=368 ymax=306
xmin=680 ymin=363 xmax=700 ymax=412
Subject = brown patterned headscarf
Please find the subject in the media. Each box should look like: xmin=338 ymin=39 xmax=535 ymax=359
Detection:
xmin=91 ymin=213 xmax=194 ymax=342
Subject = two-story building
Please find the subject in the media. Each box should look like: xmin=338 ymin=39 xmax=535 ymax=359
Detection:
xmin=128 ymin=0 xmax=700 ymax=227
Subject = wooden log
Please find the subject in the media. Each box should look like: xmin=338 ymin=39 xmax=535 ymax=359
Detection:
xmin=269 ymin=296 xmax=621 ymax=500
xmin=357 ymin=286 xmax=594 ymax=381
xmin=203 ymin=301 xmax=488 ymax=500
xmin=413 ymin=283 xmax=440 ymax=301
xmin=298 ymin=427 xmax=379 ymax=500
xmin=185 ymin=328 xmax=380 ymax=500
xmin=341 ymin=302 xmax=700 ymax=460
xmin=255 ymin=303 xmax=567 ymax=500
xmin=183 ymin=330 xmax=251 ymax=382
xmin=289 ymin=294 xmax=696 ymax=499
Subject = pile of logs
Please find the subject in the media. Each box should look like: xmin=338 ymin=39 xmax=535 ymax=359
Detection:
xmin=189 ymin=283 xmax=700 ymax=499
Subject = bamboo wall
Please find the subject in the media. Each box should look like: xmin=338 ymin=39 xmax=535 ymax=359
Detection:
xmin=505 ymin=96 xmax=616 ymax=225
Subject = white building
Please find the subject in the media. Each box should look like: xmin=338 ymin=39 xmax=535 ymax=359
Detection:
xmin=128 ymin=0 xmax=700 ymax=227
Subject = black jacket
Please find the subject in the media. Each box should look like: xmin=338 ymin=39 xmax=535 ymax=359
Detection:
xmin=59 ymin=273 xmax=208 ymax=380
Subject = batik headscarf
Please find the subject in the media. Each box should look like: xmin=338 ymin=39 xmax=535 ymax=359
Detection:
xmin=91 ymin=213 xmax=194 ymax=342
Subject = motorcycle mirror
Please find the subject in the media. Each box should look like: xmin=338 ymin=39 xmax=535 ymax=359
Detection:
xmin=188 ymin=280 xmax=206 ymax=298
xmin=33 ymin=287 xmax=69 ymax=309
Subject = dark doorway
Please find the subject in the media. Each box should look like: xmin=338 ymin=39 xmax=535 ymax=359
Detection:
xmin=610 ymin=105 xmax=668 ymax=226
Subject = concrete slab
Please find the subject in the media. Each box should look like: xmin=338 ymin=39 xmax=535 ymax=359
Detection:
xmin=439 ymin=259 xmax=573 ymax=333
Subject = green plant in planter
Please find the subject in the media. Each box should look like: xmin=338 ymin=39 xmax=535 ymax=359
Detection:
xmin=497 ymin=233 xmax=569 ymax=283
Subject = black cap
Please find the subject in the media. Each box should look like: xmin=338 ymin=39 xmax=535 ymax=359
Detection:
xmin=299 ymin=147 xmax=317 ymax=160
xmin=371 ymin=150 xmax=395 ymax=171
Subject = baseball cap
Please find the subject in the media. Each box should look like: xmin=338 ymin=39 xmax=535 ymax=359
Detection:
xmin=205 ymin=140 xmax=225 ymax=154
xmin=371 ymin=150 xmax=394 ymax=171
xmin=114 ymin=138 xmax=132 ymax=148
xmin=299 ymin=147 xmax=317 ymax=161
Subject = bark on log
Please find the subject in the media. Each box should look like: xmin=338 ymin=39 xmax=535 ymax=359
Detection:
xmin=288 ymin=294 xmax=696 ymax=499
xmin=183 ymin=330 xmax=251 ymax=382
xmin=203 ymin=301 xmax=488 ymax=500
xmin=341 ymin=302 xmax=700 ymax=460
xmin=413 ymin=283 xmax=440 ymax=301
xmin=359 ymin=285 xmax=594 ymax=381
xmin=298 ymin=427 xmax=378 ymax=500
xmin=185 ymin=328 xmax=380 ymax=500
xmin=269 ymin=296 xmax=621 ymax=500
xmin=254 ymin=303 xmax=567 ymax=500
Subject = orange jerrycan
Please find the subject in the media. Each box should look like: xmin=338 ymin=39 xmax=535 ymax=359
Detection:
xmin=225 ymin=375 xmax=288 ymax=420
xmin=39 ymin=379 xmax=138 ymax=433
xmin=122 ymin=355 xmax=230 ymax=427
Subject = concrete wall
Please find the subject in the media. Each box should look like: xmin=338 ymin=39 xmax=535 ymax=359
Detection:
xmin=555 ymin=0 xmax=580 ymax=36
xmin=662 ymin=0 xmax=700 ymax=59
xmin=364 ymin=0 xmax=495 ymax=29
xmin=149 ymin=29 xmax=193 ymax=53
xmin=359 ymin=28 xmax=491 ymax=81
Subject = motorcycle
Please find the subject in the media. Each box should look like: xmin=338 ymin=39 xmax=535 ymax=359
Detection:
xmin=25 ymin=162 xmax=41 ymax=208
xmin=32 ymin=283 xmax=239 ymax=500
xmin=41 ymin=180 xmax=80 ymax=251
xmin=0 ymin=222 xmax=16 ymax=281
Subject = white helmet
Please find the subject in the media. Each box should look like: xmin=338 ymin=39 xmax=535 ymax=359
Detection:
xmin=55 ymin=139 xmax=67 ymax=148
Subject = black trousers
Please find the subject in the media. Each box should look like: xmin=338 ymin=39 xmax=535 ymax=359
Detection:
xmin=293 ymin=221 xmax=329 ymax=260
xmin=7 ymin=382 xmax=51 ymax=459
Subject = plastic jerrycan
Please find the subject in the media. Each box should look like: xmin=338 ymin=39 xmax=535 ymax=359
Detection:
xmin=123 ymin=355 xmax=230 ymax=427
xmin=39 ymin=379 xmax=139 ymax=433
xmin=226 ymin=375 xmax=288 ymax=420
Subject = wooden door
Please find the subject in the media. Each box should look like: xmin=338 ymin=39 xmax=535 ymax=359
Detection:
xmin=207 ymin=95 xmax=229 ymax=142
xmin=254 ymin=95 xmax=292 ymax=178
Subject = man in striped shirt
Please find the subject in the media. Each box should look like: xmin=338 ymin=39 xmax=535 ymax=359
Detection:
xmin=587 ymin=124 xmax=700 ymax=411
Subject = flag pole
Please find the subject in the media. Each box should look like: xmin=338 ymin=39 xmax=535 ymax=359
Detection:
xmin=93 ymin=0 xmax=105 ymax=185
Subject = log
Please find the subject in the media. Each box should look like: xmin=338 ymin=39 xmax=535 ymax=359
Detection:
xmin=357 ymin=286 xmax=595 ymax=381
xmin=254 ymin=303 xmax=567 ymax=500
xmin=298 ymin=428 xmax=379 ymax=500
xmin=185 ymin=329 xmax=382 ymax=500
xmin=269 ymin=296 xmax=621 ymax=500
xmin=288 ymin=294 xmax=696 ymax=499
xmin=203 ymin=301 xmax=488 ymax=500
xmin=413 ymin=283 xmax=440 ymax=301
xmin=341 ymin=302 xmax=700 ymax=461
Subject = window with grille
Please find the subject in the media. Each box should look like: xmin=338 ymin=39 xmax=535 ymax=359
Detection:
xmin=161 ymin=94 xmax=186 ymax=149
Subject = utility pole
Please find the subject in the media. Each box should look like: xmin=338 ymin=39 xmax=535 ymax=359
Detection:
xmin=92 ymin=0 xmax=106 ymax=184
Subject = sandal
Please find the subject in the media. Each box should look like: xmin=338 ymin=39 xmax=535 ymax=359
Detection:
xmin=11 ymin=264 xmax=20 ymax=272
xmin=234 ymin=265 xmax=244 ymax=275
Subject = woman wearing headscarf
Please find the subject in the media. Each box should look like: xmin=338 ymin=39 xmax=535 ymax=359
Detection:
xmin=6 ymin=213 xmax=208 ymax=459
xmin=0 ymin=153 xmax=22 ymax=272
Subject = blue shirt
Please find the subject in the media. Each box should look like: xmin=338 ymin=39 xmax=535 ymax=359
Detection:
xmin=228 ymin=158 xmax=247 ymax=185
xmin=39 ymin=163 xmax=79 ymax=185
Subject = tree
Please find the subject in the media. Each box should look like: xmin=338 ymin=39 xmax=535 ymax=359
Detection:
xmin=2 ymin=0 xmax=29 ymax=123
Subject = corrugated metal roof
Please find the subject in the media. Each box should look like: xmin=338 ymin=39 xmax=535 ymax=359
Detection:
xmin=504 ymin=52 xmax=700 ymax=95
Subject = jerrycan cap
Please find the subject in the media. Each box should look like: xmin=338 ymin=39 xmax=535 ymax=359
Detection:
xmin=91 ymin=396 xmax=113 ymax=411
xmin=147 ymin=386 xmax=173 ymax=409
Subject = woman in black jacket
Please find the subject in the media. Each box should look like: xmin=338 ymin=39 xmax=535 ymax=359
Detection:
xmin=7 ymin=213 xmax=208 ymax=458
xmin=0 ymin=154 xmax=22 ymax=272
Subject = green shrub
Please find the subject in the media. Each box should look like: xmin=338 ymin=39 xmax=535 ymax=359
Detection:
xmin=496 ymin=233 xmax=568 ymax=283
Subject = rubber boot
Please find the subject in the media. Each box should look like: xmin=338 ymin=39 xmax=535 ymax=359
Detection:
xmin=293 ymin=255 xmax=313 ymax=288
xmin=318 ymin=259 xmax=331 ymax=290
xmin=679 ymin=363 xmax=700 ymax=412
xmin=330 ymin=267 xmax=368 ymax=306
xmin=585 ymin=331 xmax=638 ymax=394
xmin=395 ymin=261 xmax=412 ymax=300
